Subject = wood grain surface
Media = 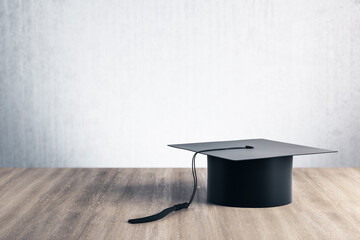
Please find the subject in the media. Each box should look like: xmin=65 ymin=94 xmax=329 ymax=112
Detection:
xmin=0 ymin=168 xmax=359 ymax=240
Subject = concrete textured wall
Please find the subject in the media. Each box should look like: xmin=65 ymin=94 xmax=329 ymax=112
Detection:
xmin=0 ymin=0 xmax=359 ymax=167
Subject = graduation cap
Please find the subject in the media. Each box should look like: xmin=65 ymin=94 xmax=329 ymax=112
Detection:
xmin=129 ymin=139 xmax=336 ymax=224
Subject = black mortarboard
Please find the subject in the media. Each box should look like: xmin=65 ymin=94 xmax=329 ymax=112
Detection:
xmin=168 ymin=138 xmax=334 ymax=161
xmin=129 ymin=138 xmax=336 ymax=224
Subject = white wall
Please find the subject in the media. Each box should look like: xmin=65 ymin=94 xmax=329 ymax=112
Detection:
xmin=0 ymin=0 xmax=359 ymax=167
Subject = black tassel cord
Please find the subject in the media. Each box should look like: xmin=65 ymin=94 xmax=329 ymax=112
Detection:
xmin=128 ymin=145 xmax=254 ymax=224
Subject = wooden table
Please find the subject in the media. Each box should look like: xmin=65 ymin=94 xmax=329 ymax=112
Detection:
xmin=0 ymin=168 xmax=359 ymax=240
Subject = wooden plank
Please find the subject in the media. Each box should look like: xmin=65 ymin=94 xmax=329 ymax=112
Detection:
xmin=0 ymin=168 xmax=359 ymax=240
